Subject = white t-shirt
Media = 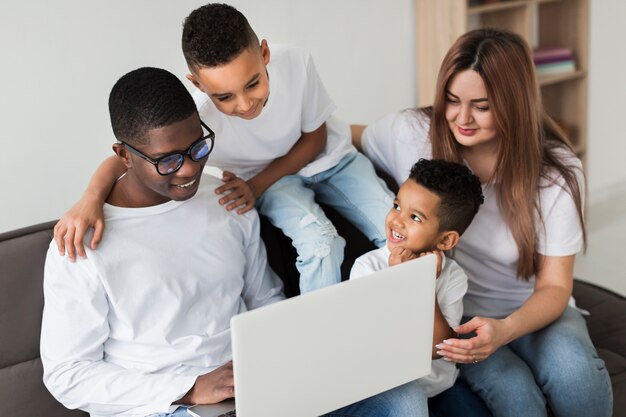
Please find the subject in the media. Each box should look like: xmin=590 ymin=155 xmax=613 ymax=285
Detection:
xmin=361 ymin=110 xmax=584 ymax=318
xmin=350 ymin=247 xmax=468 ymax=397
xmin=193 ymin=44 xmax=355 ymax=181
xmin=41 ymin=174 xmax=285 ymax=417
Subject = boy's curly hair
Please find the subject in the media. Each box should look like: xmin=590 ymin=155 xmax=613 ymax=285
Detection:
xmin=408 ymin=158 xmax=484 ymax=235
xmin=182 ymin=3 xmax=259 ymax=71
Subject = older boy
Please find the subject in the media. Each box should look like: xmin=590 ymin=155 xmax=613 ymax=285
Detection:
xmin=54 ymin=3 xmax=394 ymax=294
xmin=351 ymin=158 xmax=484 ymax=415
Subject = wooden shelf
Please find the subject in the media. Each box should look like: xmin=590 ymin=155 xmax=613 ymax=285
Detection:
xmin=468 ymin=1 xmax=530 ymax=15
xmin=538 ymin=69 xmax=586 ymax=87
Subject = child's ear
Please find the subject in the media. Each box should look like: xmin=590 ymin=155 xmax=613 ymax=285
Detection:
xmin=260 ymin=39 xmax=270 ymax=65
xmin=112 ymin=143 xmax=133 ymax=169
xmin=436 ymin=231 xmax=460 ymax=251
xmin=185 ymin=73 xmax=205 ymax=93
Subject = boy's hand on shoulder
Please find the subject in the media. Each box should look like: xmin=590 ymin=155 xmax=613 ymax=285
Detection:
xmin=215 ymin=171 xmax=257 ymax=215
xmin=53 ymin=195 xmax=105 ymax=262
xmin=177 ymin=361 xmax=234 ymax=405
xmin=418 ymin=250 xmax=443 ymax=278
xmin=388 ymin=246 xmax=417 ymax=267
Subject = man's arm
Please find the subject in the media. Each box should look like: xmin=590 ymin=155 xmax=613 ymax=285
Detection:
xmin=215 ymin=123 xmax=327 ymax=214
xmin=237 ymin=210 xmax=285 ymax=309
xmin=41 ymin=249 xmax=198 ymax=416
xmin=54 ymin=156 xmax=126 ymax=261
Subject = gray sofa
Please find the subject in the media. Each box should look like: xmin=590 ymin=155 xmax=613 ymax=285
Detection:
xmin=1 ymin=219 xmax=624 ymax=417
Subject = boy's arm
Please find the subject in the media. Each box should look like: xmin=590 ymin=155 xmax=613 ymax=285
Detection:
xmin=390 ymin=250 xmax=451 ymax=358
xmin=215 ymin=122 xmax=327 ymax=214
xmin=54 ymin=156 xmax=125 ymax=261
xmin=432 ymin=301 xmax=455 ymax=359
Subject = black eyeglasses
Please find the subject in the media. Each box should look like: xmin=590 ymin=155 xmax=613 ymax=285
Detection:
xmin=120 ymin=121 xmax=215 ymax=175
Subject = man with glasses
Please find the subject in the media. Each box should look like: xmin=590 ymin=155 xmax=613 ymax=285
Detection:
xmin=40 ymin=67 xmax=284 ymax=416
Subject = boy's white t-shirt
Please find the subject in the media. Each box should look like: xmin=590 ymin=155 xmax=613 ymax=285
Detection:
xmin=193 ymin=44 xmax=355 ymax=181
xmin=350 ymin=247 xmax=468 ymax=397
xmin=361 ymin=110 xmax=584 ymax=318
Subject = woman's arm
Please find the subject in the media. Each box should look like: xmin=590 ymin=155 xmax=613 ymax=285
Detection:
xmin=436 ymin=254 xmax=574 ymax=364
xmin=54 ymin=156 xmax=126 ymax=261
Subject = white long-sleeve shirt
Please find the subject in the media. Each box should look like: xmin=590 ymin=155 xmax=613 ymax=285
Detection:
xmin=40 ymin=174 xmax=284 ymax=417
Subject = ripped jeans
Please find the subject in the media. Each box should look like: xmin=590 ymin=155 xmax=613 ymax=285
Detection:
xmin=256 ymin=152 xmax=394 ymax=293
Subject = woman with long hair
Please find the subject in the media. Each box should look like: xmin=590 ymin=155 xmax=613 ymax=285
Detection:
xmin=354 ymin=28 xmax=612 ymax=416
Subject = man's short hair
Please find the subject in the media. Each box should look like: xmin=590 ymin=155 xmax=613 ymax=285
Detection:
xmin=408 ymin=158 xmax=484 ymax=235
xmin=108 ymin=67 xmax=197 ymax=145
xmin=181 ymin=3 xmax=259 ymax=71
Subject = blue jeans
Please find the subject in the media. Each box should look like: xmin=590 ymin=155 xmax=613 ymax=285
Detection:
xmin=428 ymin=377 xmax=492 ymax=417
xmin=148 ymin=406 xmax=192 ymax=416
xmin=256 ymin=152 xmax=394 ymax=293
xmin=321 ymin=380 xmax=428 ymax=417
xmin=459 ymin=307 xmax=613 ymax=417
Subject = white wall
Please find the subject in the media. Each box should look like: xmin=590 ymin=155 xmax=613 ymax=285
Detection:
xmin=0 ymin=0 xmax=415 ymax=233
xmin=1 ymin=0 xmax=624 ymax=233
xmin=587 ymin=0 xmax=626 ymax=204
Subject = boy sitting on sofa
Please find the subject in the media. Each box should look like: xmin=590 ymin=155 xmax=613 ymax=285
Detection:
xmin=40 ymin=67 xmax=429 ymax=417
xmin=351 ymin=158 xmax=485 ymax=416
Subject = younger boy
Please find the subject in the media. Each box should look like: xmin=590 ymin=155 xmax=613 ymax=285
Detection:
xmin=53 ymin=3 xmax=394 ymax=294
xmin=350 ymin=158 xmax=484 ymax=401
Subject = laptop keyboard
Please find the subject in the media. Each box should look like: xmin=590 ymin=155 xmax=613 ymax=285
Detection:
xmin=217 ymin=411 xmax=236 ymax=417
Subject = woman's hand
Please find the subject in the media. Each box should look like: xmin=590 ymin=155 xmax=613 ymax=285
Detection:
xmin=215 ymin=171 xmax=257 ymax=215
xmin=435 ymin=316 xmax=514 ymax=364
xmin=54 ymin=195 xmax=105 ymax=262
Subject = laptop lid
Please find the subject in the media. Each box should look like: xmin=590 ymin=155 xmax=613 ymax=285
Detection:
xmin=192 ymin=254 xmax=436 ymax=417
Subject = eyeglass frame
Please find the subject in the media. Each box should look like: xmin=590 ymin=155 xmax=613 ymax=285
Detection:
xmin=119 ymin=121 xmax=215 ymax=176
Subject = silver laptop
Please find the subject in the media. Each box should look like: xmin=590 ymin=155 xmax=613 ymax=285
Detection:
xmin=188 ymin=254 xmax=437 ymax=417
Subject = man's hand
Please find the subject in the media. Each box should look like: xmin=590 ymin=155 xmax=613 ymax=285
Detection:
xmin=215 ymin=171 xmax=257 ymax=215
xmin=177 ymin=361 xmax=235 ymax=405
xmin=388 ymin=246 xmax=417 ymax=267
xmin=53 ymin=195 xmax=105 ymax=262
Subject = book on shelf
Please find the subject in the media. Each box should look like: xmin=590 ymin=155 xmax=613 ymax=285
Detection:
xmin=534 ymin=47 xmax=576 ymax=77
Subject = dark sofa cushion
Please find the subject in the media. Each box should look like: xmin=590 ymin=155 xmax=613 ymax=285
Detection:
xmin=572 ymin=279 xmax=626 ymax=417
xmin=0 ymin=221 xmax=87 ymax=417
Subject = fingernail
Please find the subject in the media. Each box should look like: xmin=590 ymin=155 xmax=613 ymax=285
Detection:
xmin=436 ymin=350 xmax=445 ymax=356
xmin=442 ymin=357 xmax=452 ymax=362
xmin=435 ymin=344 xmax=443 ymax=349
xmin=443 ymin=339 xmax=453 ymax=345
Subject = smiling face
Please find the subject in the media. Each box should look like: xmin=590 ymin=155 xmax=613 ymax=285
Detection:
xmin=187 ymin=40 xmax=270 ymax=120
xmin=445 ymin=69 xmax=497 ymax=152
xmin=386 ymin=179 xmax=446 ymax=255
xmin=112 ymin=114 xmax=208 ymax=207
